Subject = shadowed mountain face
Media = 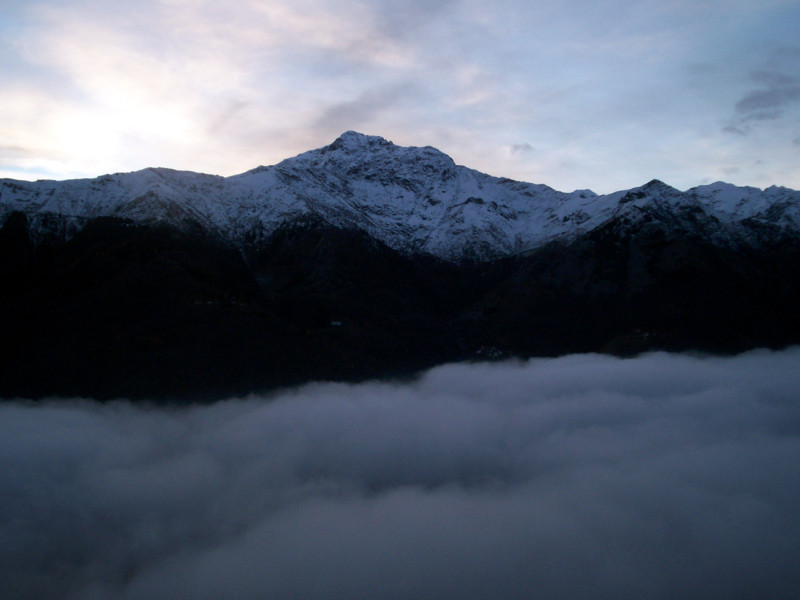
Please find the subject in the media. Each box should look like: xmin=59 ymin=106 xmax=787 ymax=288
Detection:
xmin=0 ymin=216 xmax=472 ymax=400
xmin=3 ymin=133 xmax=800 ymax=400
xmin=2 ymin=210 xmax=800 ymax=402
xmin=466 ymin=216 xmax=800 ymax=356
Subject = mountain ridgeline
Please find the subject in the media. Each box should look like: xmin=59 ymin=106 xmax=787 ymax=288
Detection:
xmin=2 ymin=132 xmax=800 ymax=400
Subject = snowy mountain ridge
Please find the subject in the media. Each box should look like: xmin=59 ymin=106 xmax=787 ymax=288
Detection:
xmin=2 ymin=131 xmax=799 ymax=261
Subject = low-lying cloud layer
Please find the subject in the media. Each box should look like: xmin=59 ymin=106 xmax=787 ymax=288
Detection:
xmin=3 ymin=350 xmax=800 ymax=599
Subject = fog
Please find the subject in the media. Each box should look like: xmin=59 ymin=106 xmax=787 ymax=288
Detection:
xmin=2 ymin=350 xmax=800 ymax=599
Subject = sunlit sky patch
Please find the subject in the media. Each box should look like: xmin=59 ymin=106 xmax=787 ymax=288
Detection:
xmin=1 ymin=0 xmax=799 ymax=193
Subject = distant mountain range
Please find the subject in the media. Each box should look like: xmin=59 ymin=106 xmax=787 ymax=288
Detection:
xmin=2 ymin=132 xmax=800 ymax=401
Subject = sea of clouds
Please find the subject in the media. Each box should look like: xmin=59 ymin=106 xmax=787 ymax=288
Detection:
xmin=2 ymin=349 xmax=800 ymax=599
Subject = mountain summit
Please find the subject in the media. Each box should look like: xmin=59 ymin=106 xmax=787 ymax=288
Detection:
xmin=3 ymin=131 xmax=798 ymax=261
xmin=2 ymin=133 xmax=800 ymax=400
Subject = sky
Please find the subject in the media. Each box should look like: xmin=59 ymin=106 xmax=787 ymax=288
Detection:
xmin=3 ymin=349 xmax=800 ymax=599
xmin=1 ymin=0 xmax=799 ymax=194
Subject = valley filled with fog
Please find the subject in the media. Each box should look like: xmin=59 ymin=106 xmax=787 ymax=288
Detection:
xmin=3 ymin=349 xmax=800 ymax=599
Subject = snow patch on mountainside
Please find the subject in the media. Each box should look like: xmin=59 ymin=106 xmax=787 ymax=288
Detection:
xmin=2 ymin=132 xmax=799 ymax=260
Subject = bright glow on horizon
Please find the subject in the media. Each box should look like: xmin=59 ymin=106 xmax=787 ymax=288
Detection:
xmin=1 ymin=0 xmax=799 ymax=193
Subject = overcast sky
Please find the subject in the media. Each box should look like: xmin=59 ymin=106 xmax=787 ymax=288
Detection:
xmin=1 ymin=0 xmax=799 ymax=193
xmin=3 ymin=349 xmax=800 ymax=599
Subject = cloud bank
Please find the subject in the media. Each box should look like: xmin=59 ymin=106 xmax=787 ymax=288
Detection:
xmin=2 ymin=350 xmax=800 ymax=599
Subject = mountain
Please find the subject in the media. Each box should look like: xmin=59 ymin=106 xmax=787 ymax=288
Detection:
xmin=2 ymin=132 xmax=800 ymax=401
xmin=4 ymin=131 xmax=799 ymax=261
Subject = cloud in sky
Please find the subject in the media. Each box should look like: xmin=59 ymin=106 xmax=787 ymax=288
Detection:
xmin=509 ymin=142 xmax=535 ymax=155
xmin=2 ymin=349 xmax=800 ymax=599
xmin=737 ymin=72 xmax=799 ymax=114
xmin=727 ymin=66 xmax=800 ymax=129
xmin=1 ymin=0 xmax=800 ymax=192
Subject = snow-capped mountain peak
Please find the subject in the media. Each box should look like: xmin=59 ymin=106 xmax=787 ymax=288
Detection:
xmin=327 ymin=130 xmax=395 ymax=152
xmin=1 ymin=132 xmax=799 ymax=261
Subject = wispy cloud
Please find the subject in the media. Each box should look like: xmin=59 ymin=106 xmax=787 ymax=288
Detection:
xmin=722 ymin=44 xmax=800 ymax=141
xmin=732 ymin=70 xmax=800 ymax=125
xmin=509 ymin=143 xmax=535 ymax=156
xmin=311 ymin=83 xmax=422 ymax=139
